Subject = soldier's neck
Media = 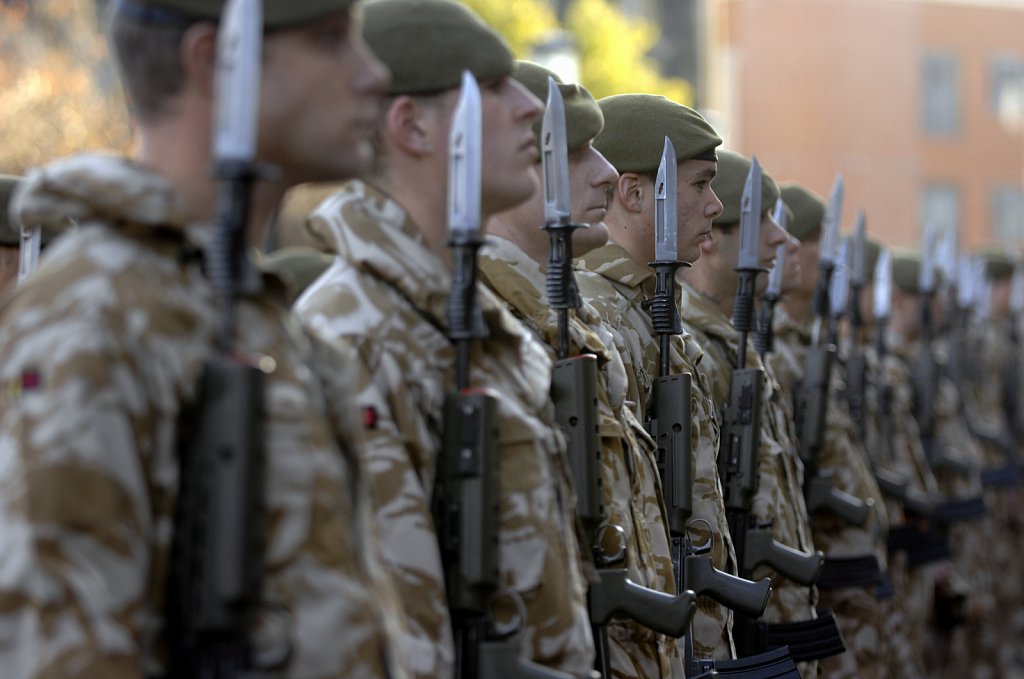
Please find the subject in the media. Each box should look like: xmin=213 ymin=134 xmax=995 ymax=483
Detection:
xmin=781 ymin=293 xmax=813 ymax=325
xmin=373 ymin=171 xmax=455 ymax=268
xmin=137 ymin=119 xmax=283 ymax=248
xmin=681 ymin=263 xmax=736 ymax=318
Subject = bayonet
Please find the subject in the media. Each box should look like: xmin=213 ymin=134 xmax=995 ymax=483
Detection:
xmin=212 ymin=0 xmax=261 ymax=164
xmin=829 ymin=239 xmax=850 ymax=321
xmin=1012 ymin=262 xmax=1024 ymax=316
xmin=736 ymin=156 xmax=763 ymax=271
xmin=655 ymin=137 xmax=679 ymax=263
xmin=819 ymin=175 xmax=844 ymax=267
xmin=919 ymin=222 xmax=937 ymax=295
xmin=956 ymin=254 xmax=973 ymax=310
xmin=17 ymin=220 xmax=40 ymax=286
xmin=850 ymin=211 xmax=866 ymax=288
xmin=754 ymin=199 xmax=786 ymax=357
xmin=448 ymin=71 xmax=482 ymax=243
xmin=873 ymin=247 xmax=892 ymax=323
xmin=541 ymin=77 xmax=571 ymax=228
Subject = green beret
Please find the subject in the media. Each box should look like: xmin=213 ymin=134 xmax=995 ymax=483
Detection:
xmin=712 ymin=150 xmax=780 ymax=227
xmin=119 ymin=0 xmax=357 ymax=29
xmin=0 ymin=175 xmax=19 ymax=247
xmin=892 ymin=249 xmax=922 ymax=294
xmin=862 ymin=237 xmax=882 ymax=280
xmin=362 ymin=0 xmax=513 ymax=95
xmin=780 ymin=182 xmax=825 ymax=241
xmin=593 ymin=94 xmax=721 ymax=174
xmin=781 ymin=202 xmax=795 ymax=232
xmin=261 ymin=246 xmax=333 ymax=304
xmin=975 ymin=246 xmax=1015 ymax=280
xmin=514 ymin=61 xmax=603 ymax=153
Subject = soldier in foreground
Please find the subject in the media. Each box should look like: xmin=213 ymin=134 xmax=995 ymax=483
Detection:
xmin=678 ymin=150 xmax=827 ymax=677
xmin=295 ymin=1 xmax=594 ymax=676
xmin=0 ymin=0 xmax=408 ymax=678
xmin=573 ymin=94 xmax=741 ymax=665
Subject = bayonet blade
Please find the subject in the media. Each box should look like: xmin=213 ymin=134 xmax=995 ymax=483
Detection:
xmin=766 ymin=243 xmax=785 ymax=298
xmin=448 ymin=71 xmax=482 ymax=237
xmin=851 ymin=210 xmax=866 ymax=287
xmin=919 ymin=222 xmax=937 ymax=294
xmin=17 ymin=219 xmax=40 ymax=286
xmin=541 ymin=77 xmax=571 ymax=226
xmin=212 ymin=0 xmax=262 ymax=163
xmin=937 ymin=227 xmax=958 ymax=288
xmin=765 ymin=198 xmax=787 ymax=296
xmin=957 ymin=254 xmax=974 ymax=309
xmin=873 ymin=246 xmax=892 ymax=320
xmin=829 ymin=239 xmax=850 ymax=317
xmin=1012 ymin=262 xmax=1024 ymax=315
xmin=654 ymin=136 xmax=678 ymax=262
xmin=737 ymin=156 xmax=763 ymax=270
xmin=820 ymin=174 xmax=844 ymax=266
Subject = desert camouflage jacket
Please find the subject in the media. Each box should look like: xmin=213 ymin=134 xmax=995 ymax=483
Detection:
xmin=0 ymin=155 xmax=406 ymax=679
xmin=771 ymin=308 xmax=888 ymax=561
xmin=576 ymin=242 xmax=737 ymax=662
xmin=295 ymin=181 xmax=594 ymax=677
xmin=678 ymin=283 xmax=818 ymax=624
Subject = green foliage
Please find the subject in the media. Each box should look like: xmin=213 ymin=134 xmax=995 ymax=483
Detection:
xmin=458 ymin=0 xmax=692 ymax=105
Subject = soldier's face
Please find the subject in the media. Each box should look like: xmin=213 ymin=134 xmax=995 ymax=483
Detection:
xmin=568 ymin=143 xmax=617 ymax=255
xmin=676 ymin=159 xmax=722 ymax=264
xmin=780 ymin=231 xmax=802 ymax=294
xmin=257 ymin=11 xmax=390 ymax=184
xmin=479 ymin=77 xmax=544 ymax=217
xmin=755 ymin=210 xmax=787 ymax=294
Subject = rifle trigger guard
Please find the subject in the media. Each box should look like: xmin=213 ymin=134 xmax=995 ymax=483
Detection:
xmin=594 ymin=524 xmax=628 ymax=567
xmin=685 ymin=518 xmax=714 ymax=555
xmin=487 ymin=589 xmax=528 ymax=640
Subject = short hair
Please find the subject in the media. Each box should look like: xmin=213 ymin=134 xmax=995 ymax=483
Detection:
xmin=106 ymin=7 xmax=192 ymax=124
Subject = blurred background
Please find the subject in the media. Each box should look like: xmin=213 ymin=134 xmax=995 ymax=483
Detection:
xmin=3 ymin=0 xmax=1024 ymax=250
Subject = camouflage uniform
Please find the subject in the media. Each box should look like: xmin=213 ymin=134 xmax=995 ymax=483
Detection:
xmin=890 ymin=333 xmax=990 ymax=678
xmin=575 ymin=242 xmax=737 ymax=666
xmin=865 ymin=342 xmax=942 ymax=679
xmin=677 ymin=283 xmax=819 ymax=678
xmin=0 ymin=155 xmax=406 ymax=679
xmin=295 ymin=181 xmax=595 ymax=677
xmin=771 ymin=307 xmax=890 ymax=679
xmin=478 ymin=235 xmax=680 ymax=679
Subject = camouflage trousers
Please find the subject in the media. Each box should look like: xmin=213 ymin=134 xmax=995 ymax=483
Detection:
xmin=817 ymin=587 xmax=883 ymax=679
xmin=606 ymin=617 xmax=681 ymax=679
xmin=882 ymin=552 xmax=928 ymax=679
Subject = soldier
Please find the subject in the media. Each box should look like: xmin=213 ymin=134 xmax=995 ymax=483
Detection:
xmin=0 ymin=1 xmax=407 ymax=678
xmin=294 ymin=2 xmax=594 ymax=676
xmin=573 ymin=94 xmax=741 ymax=666
xmin=676 ymin=150 xmax=822 ymax=677
xmin=772 ymin=183 xmax=890 ymax=679
xmin=888 ymin=249 xmax=989 ymax=678
xmin=480 ymin=62 xmax=685 ymax=679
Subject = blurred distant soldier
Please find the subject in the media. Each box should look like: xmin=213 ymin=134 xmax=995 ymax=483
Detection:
xmin=772 ymin=183 xmax=889 ymax=678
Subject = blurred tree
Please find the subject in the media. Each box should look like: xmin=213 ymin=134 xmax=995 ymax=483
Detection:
xmin=458 ymin=0 xmax=692 ymax=105
xmin=0 ymin=0 xmax=132 ymax=175
xmin=567 ymin=0 xmax=692 ymax=104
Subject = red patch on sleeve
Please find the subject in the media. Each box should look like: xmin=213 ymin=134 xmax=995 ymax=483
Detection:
xmin=361 ymin=406 xmax=379 ymax=430
xmin=21 ymin=370 xmax=41 ymax=390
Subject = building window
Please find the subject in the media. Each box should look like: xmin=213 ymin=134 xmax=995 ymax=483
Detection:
xmin=991 ymin=55 xmax=1024 ymax=127
xmin=992 ymin=185 xmax=1024 ymax=241
xmin=921 ymin=183 xmax=960 ymax=243
xmin=921 ymin=52 xmax=960 ymax=137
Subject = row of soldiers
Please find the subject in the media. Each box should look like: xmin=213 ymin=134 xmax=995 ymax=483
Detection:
xmin=0 ymin=0 xmax=1021 ymax=677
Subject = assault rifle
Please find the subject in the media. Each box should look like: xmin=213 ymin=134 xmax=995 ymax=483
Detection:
xmin=844 ymin=212 xmax=868 ymax=443
xmin=434 ymin=72 xmax=575 ymax=679
xmin=166 ymin=1 xmax=272 ymax=675
xmin=539 ymin=83 xmax=695 ymax=679
xmin=640 ymin=139 xmax=770 ymax=678
xmin=720 ymin=159 xmax=834 ymax=668
xmin=793 ymin=177 xmax=871 ymax=526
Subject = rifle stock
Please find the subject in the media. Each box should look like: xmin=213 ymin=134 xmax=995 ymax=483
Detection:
xmin=741 ymin=527 xmax=824 ymax=586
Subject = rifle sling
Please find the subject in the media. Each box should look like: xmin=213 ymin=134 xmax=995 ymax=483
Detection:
xmin=817 ymin=555 xmax=883 ymax=592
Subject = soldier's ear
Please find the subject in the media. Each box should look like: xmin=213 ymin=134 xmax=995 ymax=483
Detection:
xmin=617 ymin=173 xmax=646 ymax=214
xmin=179 ymin=22 xmax=219 ymax=101
xmin=384 ymin=95 xmax=442 ymax=157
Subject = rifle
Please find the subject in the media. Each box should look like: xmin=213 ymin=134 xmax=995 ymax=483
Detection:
xmin=539 ymin=84 xmax=695 ymax=679
xmin=793 ymin=178 xmax=871 ymax=526
xmin=640 ymin=140 xmax=769 ymax=677
xmin=752 ymin=199 xmax=787 ymax=359
xmin=720 ymin=159 xmax=834 ymax=667
xmin=845 ymin=212 xmax=868 ymax=444
xmin=433 ymin=72 xmax=575 ymax=679
xmin=166 ymin=1 xmax=271 ymax=675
